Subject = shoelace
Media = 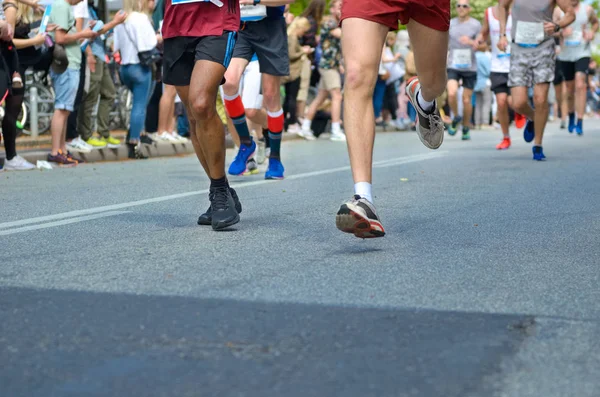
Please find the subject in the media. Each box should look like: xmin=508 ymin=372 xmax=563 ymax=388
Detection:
xmin=211 ymin=187 xmax=230 ymax=211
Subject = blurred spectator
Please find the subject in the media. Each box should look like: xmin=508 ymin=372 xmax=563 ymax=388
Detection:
xmin=403 ymin=47 xmax=417 ymax=128
xmin=297 ymin=0 xmax=325 ymax=123
xmin=374 ymin=61 xmax=388 ymax=126
xmin=283 ymin=16 xmax=312 ymax=134
xmin=0 ymin=0 xmax=42 ymax=170
xmin=47 ymin=0 xmax=97 ymax=166
xmin=395 ymin=30 xmax=410 ymax=125
xmin=145 ymin=0 xmax=163 ymax=135
xmin=381 ymin=32 xmax=406 ymax=130
xmin=300 ymin=0 xmax=345 ymax=142
xmin=114 ymin=0 xmax=158 ymax=159
xmin=474 ymin=49 xmax=491 ymax=129
xmin=78 ymin=1 xmax=127 ymax=149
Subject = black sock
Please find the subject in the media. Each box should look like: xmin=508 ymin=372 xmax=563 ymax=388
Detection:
xmin=263 ymin=129 xmax=270 ymax=148
xmin=210 ymin=176 xmax=229 ymax=189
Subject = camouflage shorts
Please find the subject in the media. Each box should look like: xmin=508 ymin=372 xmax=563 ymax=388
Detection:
xmin=508 ymin=44 xmax=556 ymax=87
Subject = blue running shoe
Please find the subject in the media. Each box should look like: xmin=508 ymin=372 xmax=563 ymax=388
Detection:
xmin=576 ymin=119 xmax=583 ymax=136
xmin=228 ymin=140 xmax=256 ymax=176
xmin=447 ymin=116 xmax=462 ymax=136
xmin=532 ymin=146 xmax=546 ymax=161
xmin=523 ymin=120 xmax=535 ymax=143
xmin=265 ymin=158 xmax=285 ymax=180
xmin=568 ymin=113 xmax=576 ymax=133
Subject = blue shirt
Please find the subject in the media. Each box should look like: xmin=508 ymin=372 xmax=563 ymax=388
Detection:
xmin=88 ymin=6 xmax=106 ymax=61
xmin=474 ymin=51 xmax=491 ymax=92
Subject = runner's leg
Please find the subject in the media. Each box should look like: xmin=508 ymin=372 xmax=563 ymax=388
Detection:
xmin=532 ymin=83 xmax=550 ymax=146
xmin=176 ymin=85 xmax=210 ymax=174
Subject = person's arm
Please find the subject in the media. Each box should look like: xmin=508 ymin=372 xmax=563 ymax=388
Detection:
xmin=477 ymin=9 xmax=490 ymax=44
xmin=584 ymin=5 xmax=599 ymax=42
xmin=15 ymin=0 xmax=43 ymax=13
xmin=288 ymin=36 xmax=303 ymax=62
xmin=239 ymin=0 xmax=294 ymax=5
xmin=497 ymin=0 xmax=512 ymax=51
xmin=99 ymin=10 xmax=127 ymax=35
xmin=547 ymin=0 xmax=576 ymax=36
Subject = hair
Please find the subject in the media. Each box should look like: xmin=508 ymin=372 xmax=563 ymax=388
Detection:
xmin=16 ymin=2 xmax=34 ymax=25
xmin=287 ymin=16 xmax=311 ymax=36
xmin=301 ymin=0 xmax=326 ymax=27
xmin=123 ymin=0 xmax=146 ymax=13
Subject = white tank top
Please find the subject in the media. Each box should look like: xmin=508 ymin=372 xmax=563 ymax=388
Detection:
xmin=558 ymin=5 xmax=591 ymax=62
xmin=487 ymin=6 xmax=512 ymax=74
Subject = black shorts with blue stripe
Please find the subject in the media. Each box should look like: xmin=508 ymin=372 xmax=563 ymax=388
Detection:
xmin=163 ymin=31 xmax=237 ymax=87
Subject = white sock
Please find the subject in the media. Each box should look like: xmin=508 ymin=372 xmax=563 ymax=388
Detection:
xmin=417 ymin=90 xmax=435 ymax=112
xmin=354 ymin=182 xmax=373 ymax=204
xmin=331 ymin=122 xmax=341 ymax=134
xmin=302 ymin=118 xmax=312 ymax=131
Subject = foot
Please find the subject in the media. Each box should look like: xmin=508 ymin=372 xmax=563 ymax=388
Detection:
xmin=65 ymin=137 xmax=92 ymax=154
xmin=158 ymin=131 xmax=179 ymax=142
xmin=66 ymin=151 xmax=84 ymax=164
xmin=461 ymin=127 xmax=471 ymax=141
xmin=336 ymin=195 xmax=385 ymax=239
xmin=101 ymin=136 xmax=122 ymax=148
xmin=3 ymin=155 xmax=35 ymax=171
xmin=287 ymin=123 xmax=301 ymax=134
xmin=12 ymin=72 xmax=23 ymax=90
xmin=575 ymin=120 xmax=583 ymax=136
xmin=243 ymin=158 xmax=259 ymax=176
xmin=532 ymin=145 xmax=546 ymax=161
xmin=514 ymin=113 xmax=526 ymax=129
xmin=228 ymin=140 xmax=256 ymax=176
xmin=127 ymin=144 xmax=147 ymax=159
xmin=85 ymin=137 xmax=108 ymax=148
xmin=330 ymin=130 xmax=347 ymax=142
xmin=47 ymin=150 xmax=78 ymax=166
xmin=523 ymin=120 xmax=535 ymax=143
xmin=210 ymin=186 xmax=240 ymax=230
xmin=256 ymin=139 xmax=266 ymax=165
xmin=298 ymin=128 xmax=317 ymax=141
xmin=496 ymin=137 xmax=511 ymax=150
xmin=198 ymin=187 xmax=242 ymax=226
xmin=568 ymin=114 xmax=576 ymax=133
xmin=560 ymin=120 xmax=566 ymax=129
xmin=405 ymin=77 xmax=445 ymax=149
xmin=140 ymin=135 xmax=155 ymax=145
xmin=265 ymin=157 xmax=285 ymax=180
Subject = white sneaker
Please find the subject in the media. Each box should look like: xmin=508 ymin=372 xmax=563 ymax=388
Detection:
xmin=158 ymin=131 xmax=179 ymax=142
xmin=66 ymin=137 xmax=92 ymax=153
xmin=171 ymin=131 xmax=188 ymax=142
xmin=298 ymin=128 xmax=316 ymax=141
xmin=3 ymin=155 xmax=36 ymax=171
xmin=330 ymin=130 xmax=347 ymax=142
xmin=287 ymin=123 xmax=301 ymax=134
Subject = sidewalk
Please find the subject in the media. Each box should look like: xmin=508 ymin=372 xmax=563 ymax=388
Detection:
xmin=1 ymin=124 xmax=405 ymax=165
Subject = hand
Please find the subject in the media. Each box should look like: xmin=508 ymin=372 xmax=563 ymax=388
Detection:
xmin=584 ymin=30 xmax=595 ymax=42
xmin=113 ymin=10 xmax=127 ymax=25
xmin=87 ymin=53 xmax=96 ymax=73
xmin=394 ymin=52 xmax=402 ymax=60
xmin=33 ymin=33 xmax=46 ymax=46
xmin=302 ymin=45 xmax=312 ymax=54
xmin=81 ymin=28 xmax=98 ymax=40
xmin=459 ymin=35 xmax=472 ymax=45
xmin=544 ymin=22 xmax=557 ymax=36
xmin=497 ymin=35 xmax=508 ymax=52
xmin=45 ymin=23 xmax=58 ymax=33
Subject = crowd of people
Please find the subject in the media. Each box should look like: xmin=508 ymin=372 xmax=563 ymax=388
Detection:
xmin=0 ymin=0 xmax=598 ymax=236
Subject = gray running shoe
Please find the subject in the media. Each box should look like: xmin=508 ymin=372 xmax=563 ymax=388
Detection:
xmin=406 ymin=77 xmax=444 ymax=150
xmin=336 ymin=195 xmax=385 ymax=239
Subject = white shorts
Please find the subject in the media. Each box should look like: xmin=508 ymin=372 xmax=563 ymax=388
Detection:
xmin=220 ymin=59 xmax=263 ymax=109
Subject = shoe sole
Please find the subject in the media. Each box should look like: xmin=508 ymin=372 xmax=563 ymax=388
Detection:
xmin=212 ymin=213 xmax=240 ymax=231
xmin=265 ymin=175 xmax=284 ymax=180
xmin=228 ymin=149 xmax=256 ymax=176
xmin=406 ymin=77 xmax=444 ymax=150
xmin=242 ymin=169 xmax=260 ymax=176
xmin=336 ymin=204 xmax=385 ymax=239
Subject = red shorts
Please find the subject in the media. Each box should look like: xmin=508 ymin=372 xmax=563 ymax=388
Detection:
xmin=341 ymin=0 xmax=450 ymax=32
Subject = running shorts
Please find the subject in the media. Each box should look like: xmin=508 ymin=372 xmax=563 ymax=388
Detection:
xmin=554 ymin=60 xmax=565 ymax=85
xmin=509 ymin=45 xmax=556 ymax=88
xmin=447 ymin=69 xmax=477 ymax=90
xmin=233 ymin=18 xmax=289 ymax=76
xmin=341 ymin=0 xmax=450 ymax=32
xmin=162 ymin=31 xmax=237 ymax=86
xmin=490 ymin=72 xmax=510 ymax=95
xmin=560 ymin=57 xmax=590 ymax=82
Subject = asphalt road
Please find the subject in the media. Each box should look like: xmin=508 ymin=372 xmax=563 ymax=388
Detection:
xmin=1 ymin=123 xmax=599 ymax=397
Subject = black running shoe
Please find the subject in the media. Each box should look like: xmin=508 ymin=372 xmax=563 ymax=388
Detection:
xmin=336 ymin=195 xmax=385 ymax=238
xmin=198 ymin=187 xmax=242 ymax=225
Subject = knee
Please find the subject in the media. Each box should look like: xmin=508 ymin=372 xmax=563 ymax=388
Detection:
xmin=497 ymin=96 xmax=508 ymax=109
xmin=533 ymin=94 xmax=548 ymax=109
xmin=344 ymin=63 xmax=374 ymax=94
xmin=331 ymin=90 xmax=342 ymax=101
xmin=462 ymin=94 xmax=472 ymax=107
xmin=191 ymin=95 xmax=216 ymax=121
xmin=576 ymin=79 xmax=587 ymax=92
xmin=222 ymin=78 xmax=239 ymax=96
xmin=512 ymin=97 xmax=529 ymax=113
xmin=246 ymin=108 xmax=258 ymax=120
xmin=262 ymin=86 xmax=280 ymax=109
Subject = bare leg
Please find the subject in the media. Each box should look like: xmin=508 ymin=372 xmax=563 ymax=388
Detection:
xmin=532 ymin=83 xmax=550 ymax=146
xmin=447 ymin=80 xmax=459 ymax=117
xmin=462 ymin=87 xmax=474 ymax=128
xmin=246 ymin=108 xmax=267 ymax=129
xmin=406 ymin=19 xmax=448 ymax=101
xmin=188 ymin=60 xmax=228 ymax=179
xmin=510 ymin=86 xmax=535 ymax=120
xmin=496 ymin=92 xmax=510 ymax=137
xmin=575 ymin=72 xmax=587 ymax=119
xmin=158 ymin=84 xmax=177 ymax=132
xmin=330 ymin=87 xmax=342 ymax=123
xmin=176 ymin=85 xmax=210 ymax=175
xmin=305 ymin=89 xmax=329 ymax=121
xmin=341 ymin=18 xmax=388 ymax=183
xmin=50 ymin=109 xmax=69 ymax=155
xmin=565 ymin=80 xmax=576 ymax=114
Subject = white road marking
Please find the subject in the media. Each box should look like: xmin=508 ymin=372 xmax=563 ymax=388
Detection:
xmin=0 ymin=211 xmax=131 ymax=236
xmin=0 ymin=152 xmax=447 ymax=232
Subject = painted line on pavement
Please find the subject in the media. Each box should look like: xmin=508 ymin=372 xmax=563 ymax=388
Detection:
xmin=0 ymin=211 xmax=131 ymax=236
xmin=0 ymin=152 xmax=447 ymax=232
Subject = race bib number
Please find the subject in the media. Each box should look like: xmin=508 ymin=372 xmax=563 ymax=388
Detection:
xmin=515 ymin=21 xmax=544 ymax=47
xmin=452 ymin=49 xmax=472 ymax=69
xmin=172 ymin=0 xmax=223 ymax=7
xmin=240 ymin=4 xmax=267 ymax=21
xmin=565 ymin=30 xmax=583 ymax=47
